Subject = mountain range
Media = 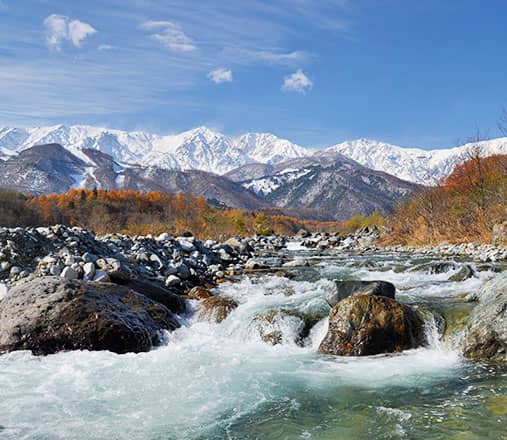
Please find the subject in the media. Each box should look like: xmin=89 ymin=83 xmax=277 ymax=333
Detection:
xmin=1 ymin=124 xmax=507 ymax=184
xmin=1 ymin=124 xmax=506 ymax=221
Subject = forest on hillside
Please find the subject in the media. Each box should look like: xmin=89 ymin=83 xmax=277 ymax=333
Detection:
xmin=383 ymin=152 xmax=507 ymax=245
xmin=0 ymin=188 xmax=344 ymax=239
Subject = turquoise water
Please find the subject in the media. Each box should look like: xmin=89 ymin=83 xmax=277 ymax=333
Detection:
xmin=0 ymin=249 xmax=506 ymax=439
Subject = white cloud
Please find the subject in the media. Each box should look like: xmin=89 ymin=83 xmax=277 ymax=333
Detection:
xmin=232 ymin=49 xmax=309 ymax=66
xmin=207 ymin=68 xmax=232 ymax=84
xmin=44 ymin=14 xmax=96 ymax=50
xmin=68 ymin=20 xmax=97 ymax=47
xmin=141 ymin=20 xmax=196 ymax=52
xmin=282 ymin=69 xmax=313 ymax=94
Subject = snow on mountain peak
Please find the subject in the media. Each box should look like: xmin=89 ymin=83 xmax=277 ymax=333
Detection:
xmin=0 ymin=124 xmax=308 ymax=175
xmin=1 ymin=124 xmax=507 ymax=184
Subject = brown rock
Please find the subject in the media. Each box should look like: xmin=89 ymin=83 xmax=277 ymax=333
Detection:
xmin=319 ymin=294 xmax=425 ymax=356
xmin=197 ymin=296 xmax=238 ymax=323
xmin=187 ymin=286 xmax=212 ymax=300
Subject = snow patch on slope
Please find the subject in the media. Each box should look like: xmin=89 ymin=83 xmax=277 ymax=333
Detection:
xmin=243 ymin=168 xmax=312 ymax=196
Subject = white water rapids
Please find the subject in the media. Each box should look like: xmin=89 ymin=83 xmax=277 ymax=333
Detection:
xmin=0 ymin=250 xmax=505 ymax=439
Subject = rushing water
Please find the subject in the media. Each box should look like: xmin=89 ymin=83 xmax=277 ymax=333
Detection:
xmin=1 ymin=246 xmax=506 ymax=439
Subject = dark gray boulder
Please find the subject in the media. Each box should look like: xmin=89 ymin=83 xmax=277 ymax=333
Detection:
xmin=0 ymin=277 xmax=180 ymax=355
xmin=326 ymin=280 xmax=395 ymax=308
xmin=111 ymin=278 xmax=186 ymax=314
xmin=464 ymin=273 xmax=507 ymax=362
xmin=319 ymin=294 xmax=425 ymax=356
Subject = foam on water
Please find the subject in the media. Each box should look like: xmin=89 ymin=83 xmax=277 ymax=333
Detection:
xmin=0 ymin=253 xmax=502 ymax=439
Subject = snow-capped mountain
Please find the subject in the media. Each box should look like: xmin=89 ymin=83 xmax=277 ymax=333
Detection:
xmin=328 ymin=138 xmax=507 ymax=184
xmin=2 ymin=124 xmax=507 ymax=184
xmin=0 ymin=125 xmax=307 ymax=174
xmin=234 ymin=133 xmax=307 ymax=164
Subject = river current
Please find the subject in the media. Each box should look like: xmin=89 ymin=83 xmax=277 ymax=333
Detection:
xmin=1 ymin=244 xmax=506 ymax=439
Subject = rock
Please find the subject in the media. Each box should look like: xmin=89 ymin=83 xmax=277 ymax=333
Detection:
xmin=83 ymin=262 xmax=96 ymax=280
xmin=112 ymin=278 xmax=186 ymax=314
xmin=82 ymin=252 xmax=98 ymax=263
xmin=282 ymin=259 xmax=309 ymax=268
xmin=60 ymin=266 xmax=79 ymax=280
xmin=448 ymin=265 xmax=475 ymax=282
xmin=245 ymin=259 xmax=269 ymax=270
xmin=410 ymin=262 xmax=458 ymax=274
xmin=186 ymin=286 xmax=212 ymax=300
xmin=93 ymin=270 xmax=110 ymax=282
xmin=326 ymin=280 xmax=396 ymax=307
xmin=464 ymin=273 xmax=507 ymax=362
xmin=197 ymin=296 xmax=238 ymax=323
xmin=165 ymin=275 xmax=181 ymax=287
xmin=96 ymin=258 xmax=133 ymax=281
xmin=0 ymin=277 xmax=180 ymax=355
xmin=319 ymin=295 xmax=425 ymax=356
xmin=295 ymin=229 xmax=310 ymax=238
xmin=255 ymin=309 xmax=321 ymax=345
xmin=177 ymin=240 xmax=195 ymax=253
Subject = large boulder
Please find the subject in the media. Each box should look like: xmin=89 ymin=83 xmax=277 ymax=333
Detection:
xmin=0 ymin=277 xmax=180 ymax=355
xmin=319 ymin=294 xmax=425 ymax=356
xmin=197 ymin=296 xmax=238 ymax=323
xmin=111 ymin=278 xmax=186 ymax=314
xmin=464 ymin=273 xmax=507 ymax=362
xmin=326 ymin=280 xmax=395 ymax=307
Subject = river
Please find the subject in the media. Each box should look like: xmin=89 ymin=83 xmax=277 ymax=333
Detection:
xmin=0 ymin=244 xmax=506 ymax=439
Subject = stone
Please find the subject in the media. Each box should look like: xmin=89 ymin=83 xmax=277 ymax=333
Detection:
xmin=448 ymin=265 xmax=475 ymax=282
xmin=464 ymin=273 xmax=507 ymax=362
xmin=319 ymin=294 xmax=425 ymax=356
xmin=60 ymin=266 xmax=79 ymax=280
xmin=255 ymin=309 xmax=321 ymax=345
xmin=197 ymin=296 xmax=238 ymax=323
xmin=186 ymin=286 xmax=212 ymax=300
xmin=96 ymin=257 xmax=132 ymax=281
xmin=165 ymin=275 xmax=181 ymax=287
xmin=113 ymin=278 xmax=186 ymax=314
xmin=282 ymin=259 xmax=309 ymax=268
xmin=326 ymin=280 xmax=396 ymax=308
xmin=83 ymin=262 xmax=96 ymax=280
xmin=93 ymin=270 xmax=110 ymax=282
xmin=82 ymin=252 xmax=98 ymax=263
xmin=0 ymin=277 xmax=180 ymax=355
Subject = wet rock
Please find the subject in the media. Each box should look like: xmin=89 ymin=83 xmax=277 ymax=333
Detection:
xmin=410 ymin=262 xmax=458 ymax=274
xmin=186 ymin=286 xmax=212 ymax=300
xmin=282 ymin=259 xmax=310 ymax=268
xmin=0 ymin=277 xmax=180 ymax=355
xmin=113 ymin=278 xmax=186 ymax=314
xmin=255 ymin=309 xmax=322 ymax=345
xmin=464 ymin=273 xmax=507 ymax=362
xmin=448 ymin=265 xmax=475 ymax=282
xmin=319 ymin=294 xmax=425 ymax=356
xmin=326 ymin=280 xmax=396 ymax=307
xmin=197 ymin=296 xmax=238 ymax=323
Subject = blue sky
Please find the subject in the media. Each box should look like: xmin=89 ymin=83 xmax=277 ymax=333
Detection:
xmin=0 ymin=0 xmax=506 ymax=149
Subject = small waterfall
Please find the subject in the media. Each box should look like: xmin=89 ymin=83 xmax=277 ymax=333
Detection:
xmin=423 ymin=313 xmax=445 ymax=351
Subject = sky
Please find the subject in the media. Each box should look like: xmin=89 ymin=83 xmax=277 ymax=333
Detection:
xmin=0 ymin=0 xmax=506 ymax=149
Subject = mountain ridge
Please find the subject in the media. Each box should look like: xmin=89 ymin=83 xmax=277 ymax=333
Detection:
xmin=1 ymin=124 xmax=507 ymax=184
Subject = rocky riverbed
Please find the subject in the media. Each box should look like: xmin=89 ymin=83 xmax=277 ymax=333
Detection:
xmin=0 ymin=225 xmax=506 ymax=438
